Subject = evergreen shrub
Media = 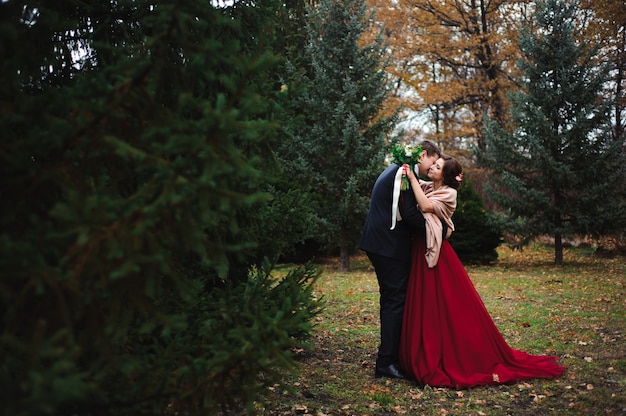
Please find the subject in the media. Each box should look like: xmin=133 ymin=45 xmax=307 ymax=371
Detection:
xmin=448 ymin=179 xmax=502 ymax=265
xmin=0 ymin=2 xmax=323 ymax=415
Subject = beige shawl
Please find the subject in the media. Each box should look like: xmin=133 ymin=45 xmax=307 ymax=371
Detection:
xmin=419 ymin=181 xmax=457 ymax=268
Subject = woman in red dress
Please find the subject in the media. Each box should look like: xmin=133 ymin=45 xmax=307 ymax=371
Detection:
xmin=399 ymin=156 xmax=566 ymax=389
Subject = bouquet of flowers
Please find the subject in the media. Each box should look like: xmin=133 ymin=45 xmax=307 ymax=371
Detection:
xmin=390 ymin=143 xmax=422 ymax=190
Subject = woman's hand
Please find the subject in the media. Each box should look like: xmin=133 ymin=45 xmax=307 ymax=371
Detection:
xmin=404 ymin=163 xmax=434 ymax=213
xmin=404 ymin=164 xmax=417 ymax=183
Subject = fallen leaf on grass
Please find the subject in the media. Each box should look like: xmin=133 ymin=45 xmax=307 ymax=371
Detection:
xmin=294 ymin=404 xmax=308 ymax=414
xmin=407 ymin=390 xmax=424 ymax=400
xmin=530 ymin=393 xmax=546 ymax=403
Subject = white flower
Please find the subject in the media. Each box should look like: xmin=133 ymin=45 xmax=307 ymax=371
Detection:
xmin=404 ymin=146 xmax=413 ymax=157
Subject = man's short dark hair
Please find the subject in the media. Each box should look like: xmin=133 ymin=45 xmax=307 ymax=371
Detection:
xmin=419 ymin=139 xmax=441 ymax=158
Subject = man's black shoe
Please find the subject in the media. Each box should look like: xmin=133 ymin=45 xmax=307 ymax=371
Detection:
xmin=374 ymin=363 xmax=406 ymax=379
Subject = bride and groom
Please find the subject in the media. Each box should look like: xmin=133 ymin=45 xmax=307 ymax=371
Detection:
xmin=359 ymin=140 xmax=565 ymax=388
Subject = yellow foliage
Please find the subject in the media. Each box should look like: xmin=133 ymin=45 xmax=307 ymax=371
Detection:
xmin=366 ymin=0 xmax=527 ymax=153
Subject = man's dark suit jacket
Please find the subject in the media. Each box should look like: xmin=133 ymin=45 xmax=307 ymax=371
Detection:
xmin=359 ymin=164 xmax=426 ymax=261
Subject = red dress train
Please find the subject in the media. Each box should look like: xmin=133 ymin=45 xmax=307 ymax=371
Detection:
xmin=399 ymin=239 xmax=566 ymax=389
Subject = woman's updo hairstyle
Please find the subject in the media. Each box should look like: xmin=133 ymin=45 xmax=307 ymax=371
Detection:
xmin=441 ymin=154 xmax=463 ymax=190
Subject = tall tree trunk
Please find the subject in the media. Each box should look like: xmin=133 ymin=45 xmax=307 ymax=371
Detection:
xmin=554 ymin=232 xmax=563 ymax=265
xmin=614 ymin=49 xmax=624 ymax=140
xmin=340 ymin=245 xmax=351 ymax=271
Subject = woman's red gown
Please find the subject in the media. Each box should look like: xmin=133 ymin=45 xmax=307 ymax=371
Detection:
xmin=399 ymin=239 xmax=566 ymax=389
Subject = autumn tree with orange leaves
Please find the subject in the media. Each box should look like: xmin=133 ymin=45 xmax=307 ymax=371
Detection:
xmin=579 ymin=0 xmax=626 ymax=141
xmin=368 ymin=0 xmax=531 ymax=155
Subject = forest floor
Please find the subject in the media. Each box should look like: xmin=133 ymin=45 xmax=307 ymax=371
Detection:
xmin=263 ymin=244 xmax=625 ymax=415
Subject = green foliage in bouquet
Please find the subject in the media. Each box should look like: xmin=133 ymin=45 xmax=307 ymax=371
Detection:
xmin=390 ymin=143 xmax=423 ymax=167
xmin=390 ymin=143 xmax=423 ymax=190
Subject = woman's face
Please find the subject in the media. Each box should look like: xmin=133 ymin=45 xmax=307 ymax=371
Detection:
xmin=427 ymin=158 xmax=445 ymax=182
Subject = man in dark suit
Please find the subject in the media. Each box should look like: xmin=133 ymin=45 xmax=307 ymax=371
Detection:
xmin=359 ymin=139 xmax=441 ymax=379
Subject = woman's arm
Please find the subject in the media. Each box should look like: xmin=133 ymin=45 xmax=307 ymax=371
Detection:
xmin=405 ymin=165 xmax=434 ymax=213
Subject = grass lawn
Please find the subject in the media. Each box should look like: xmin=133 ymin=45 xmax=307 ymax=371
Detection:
xmin=264 ymin=244 xmax=625 ymax=415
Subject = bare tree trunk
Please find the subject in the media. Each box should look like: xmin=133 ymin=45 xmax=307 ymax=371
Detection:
xmin=554 ymin=232 xmax=563 ymax=265
xmin=613 ymin=48 xmax=624 ymax=140
xmin=340 ymin=245 xmax=351 ymax=271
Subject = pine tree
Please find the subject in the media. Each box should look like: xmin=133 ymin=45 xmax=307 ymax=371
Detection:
xmin=284 ymin=0 xmax=398 ymax=271
xmin=0 ymin=1 xmax=323 ymax=414
xmin=478 ymin=0 xmax=626 ymax=264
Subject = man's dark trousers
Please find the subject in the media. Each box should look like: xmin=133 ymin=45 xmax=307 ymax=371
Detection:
xmin=367 ymin=252 xmax=411 ymax=367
